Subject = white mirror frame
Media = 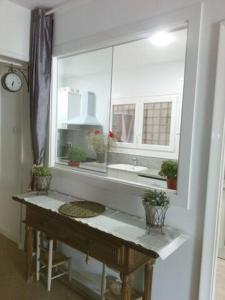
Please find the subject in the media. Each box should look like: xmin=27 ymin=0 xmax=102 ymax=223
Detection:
xmin=50 ymin=3 xmax=202 ymax=208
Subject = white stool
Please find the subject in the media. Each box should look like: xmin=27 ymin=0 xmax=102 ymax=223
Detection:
xmin=101 ymin=263 xmax=106 ymax=299
xmin=36 ymin=231 xmax=72 ymax=291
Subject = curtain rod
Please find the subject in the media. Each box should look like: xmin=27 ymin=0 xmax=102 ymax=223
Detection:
xmin=45 ymin=1 xmax=71 ymax=16
xmin=45 ymin=8 xmax=55 ymax=16
xmin=0 ymin=59 xmax=28 ymax=71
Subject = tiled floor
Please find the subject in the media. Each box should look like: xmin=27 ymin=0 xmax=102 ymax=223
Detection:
xmin=215 ymin=258 xmax=225 ymax=300
xmin=0 ymin=233 xmax=84 ymax=300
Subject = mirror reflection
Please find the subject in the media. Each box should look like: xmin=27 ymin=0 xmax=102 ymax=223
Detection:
xmin=56 ymin=47 xmax=113 ymax=173
xmin=55 ymin=27 xmax=187 ymax=190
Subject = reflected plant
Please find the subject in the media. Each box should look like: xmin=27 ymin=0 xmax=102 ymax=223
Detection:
xmin=159 ymin=160 xmax=178 ymax=180
xmin=88 ymin=130 xmax=117 ymax=154
xmin=159 ymin=160 xmax=178 ymax=190
xmin=67 ymin=146 xmax=87 ymax=162
xmin=88 ymin=129 xmax=117 ymax=163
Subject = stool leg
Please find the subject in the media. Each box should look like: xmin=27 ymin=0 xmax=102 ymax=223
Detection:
xmin=36 ymin=231 xmax=40 ymax=281
xmin=101 ymin=263 xmax=106 ymax=300
xmin=68 ymin=258 xmax=72 ymax=282
xmin=26 ymin=225 xmax=34 ymax=283
xmin=47 ymin=240 xmax=53 ymax=292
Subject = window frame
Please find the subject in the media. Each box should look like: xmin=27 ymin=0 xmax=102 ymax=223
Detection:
xmin=50 ymin=3 xmax=202 ymax=208
xmin=110 ymin=94 xmax=180 ymax=158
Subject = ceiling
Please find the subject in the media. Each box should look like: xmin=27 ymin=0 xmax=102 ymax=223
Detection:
xmin=59 ymin=28 xmax=187 ymax=79
xmin=9 ymin=0 xmax=71 ymax=9
xmin=113 ymin=29 xmax=187 ymax=71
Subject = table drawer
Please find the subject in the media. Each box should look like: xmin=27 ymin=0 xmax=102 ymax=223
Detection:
xmin=89 ymin=238 xmax=126 ymax=267
xmin=26 ymin=206 xmax=126 ymax=269
xmin=27 ymin=206 xmax=88 ymax=254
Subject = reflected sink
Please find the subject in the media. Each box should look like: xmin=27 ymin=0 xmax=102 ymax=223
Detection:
xmin=108 ymin=164 xmax=147 ymax=173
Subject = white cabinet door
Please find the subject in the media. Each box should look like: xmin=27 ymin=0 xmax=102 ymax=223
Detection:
xmin=57 ymin=88 xmax=81 ymax=129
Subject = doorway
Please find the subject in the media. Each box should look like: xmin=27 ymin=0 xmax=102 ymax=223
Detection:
xmin=214 ymin=188 xmax=225 ymax=299
xmin=199 ymin=21 xmax=225 ymax=300
xmin=0 ymin=57 xmax=31 ymax=244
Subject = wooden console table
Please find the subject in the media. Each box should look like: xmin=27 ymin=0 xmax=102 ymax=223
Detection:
xmin=13 ymin=192 xmax=188 ymax=300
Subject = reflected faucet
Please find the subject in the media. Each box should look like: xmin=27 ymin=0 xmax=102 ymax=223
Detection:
xmin=132 ymin=157 xmax=138 ymax=166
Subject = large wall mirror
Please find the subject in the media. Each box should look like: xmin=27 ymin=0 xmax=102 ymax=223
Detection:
xmin=54 ymin=26 xmax=187 ymax=191
xmin=50 ymin=3 xmax=201 ymax=207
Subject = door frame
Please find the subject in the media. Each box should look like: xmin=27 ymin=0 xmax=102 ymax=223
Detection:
xmin=199 ymin=21 xmax=225 ymax=300
xmin=218 ymin=188 xmax=225 ymax=259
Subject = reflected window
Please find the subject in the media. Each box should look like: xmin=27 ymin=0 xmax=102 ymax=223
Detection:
xmin=112 ymin=104 xmax=135 ymax=143
xmin=142 ymin=101 xmax=172 ymax=145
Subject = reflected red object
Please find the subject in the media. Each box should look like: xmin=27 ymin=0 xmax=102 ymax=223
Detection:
xmin=108 ymin=131 xmax=115 ymax=139
xmin=95 ymin=130 xmax=101 ymax=135
xmin=68 ymin=161 xmax=80 ymax=168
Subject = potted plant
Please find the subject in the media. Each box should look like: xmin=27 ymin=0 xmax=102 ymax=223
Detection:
xmin=142 ymin=189 xmax=170 ymax=233
xmin=67 ymin=146 xmax=87 ymax=167
xmin=159 ymin=160 xmax=178 ymax=190
xmin=32 ymin=165 xmax=52 ymax=194
xmin=88 ymin=130 xmax=116 ymax=163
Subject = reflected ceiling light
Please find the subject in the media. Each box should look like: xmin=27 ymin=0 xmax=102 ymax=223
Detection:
xmin=149 ymin=31 xmax=175 ymax=47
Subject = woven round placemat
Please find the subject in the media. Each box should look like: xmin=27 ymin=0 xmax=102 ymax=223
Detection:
xmin=58 ymin=201 xmax=105 ymax=218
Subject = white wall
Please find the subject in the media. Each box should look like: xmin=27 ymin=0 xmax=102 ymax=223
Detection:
xmin=0 ymin=0 xmax=30 ymax=61
xmin=0 ymin=64 xmax=32 ymax=243
xmin=50 ymin=0 xmax=225 ymax=299
xmin=112 ymin=61 xmax=184 ymax=98
xmin=59 ymin=46 xmax=113 ymax=131
xmin=61 ymin=60 xmax=183 ymax=134
xmin=62 ymin=72 xmax=112 ymax=132
xmin=0 ymin=1 xmax=31 ymax=243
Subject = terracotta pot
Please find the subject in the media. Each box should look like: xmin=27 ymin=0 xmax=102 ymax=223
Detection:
xmin=96 ymin=152 xmax=105 ymax=163
xmin=166 ymin=178 xmax=177 ymax=190
xmin=68 ymin=161 xmax=80 ymax=167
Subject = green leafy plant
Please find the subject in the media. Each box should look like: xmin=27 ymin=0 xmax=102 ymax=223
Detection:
xmin=88 ymin=130 xmax=117 ymax=155
xmin=159 ymin=160 xmax=178 ymax=180
xmin=143 ymin=189 xmax=170 ymax=207
xmin=67 ymin=146 xmax=87 ymax=162
xmin=32 ymin=166 xmax=51 ymax=177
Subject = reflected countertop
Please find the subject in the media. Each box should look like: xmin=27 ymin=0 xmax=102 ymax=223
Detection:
xmin=57 ymin=159 xmax=165 ymax=181
xmin=138 ymin=168 xmax=166 ymax=180
xmin=56 ymin=159 xmax=107 ymax=173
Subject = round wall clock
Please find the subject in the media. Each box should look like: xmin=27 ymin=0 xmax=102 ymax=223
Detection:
xmin=1 ymin=71 xmax=22 ymax=92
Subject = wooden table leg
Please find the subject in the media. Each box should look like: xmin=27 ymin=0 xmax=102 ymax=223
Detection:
xmin=26 ymin=225 xmax=33 ymax=283
xmin=143 ymin=260 xmax=155 ymax=300
xmin=120 ymin=273 xmax=131 ymax=300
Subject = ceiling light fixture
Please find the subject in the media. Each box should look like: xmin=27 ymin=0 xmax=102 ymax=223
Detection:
xmin=149 ymin=31 xmax=175 ymax=47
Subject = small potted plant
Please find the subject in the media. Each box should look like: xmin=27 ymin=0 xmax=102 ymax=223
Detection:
xmin=159 ymin=160 xmax=178 ymax=190
xmin=32 ymin=165 xmax=52 ymax=194
xmin=88 ymin=130 xmax=116 ymax=163
xmin=142 ymin=189 xmax=170 ymax=233
xmin=67 ymin=146 xmax=87 ymax=167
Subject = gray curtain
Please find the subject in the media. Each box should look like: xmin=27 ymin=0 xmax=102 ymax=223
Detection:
xmin=29 ymin=8 xmax=53 ymax=165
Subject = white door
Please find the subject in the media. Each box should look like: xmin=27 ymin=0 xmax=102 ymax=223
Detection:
xmin=218 ymin=187 xmax=225 ymax=259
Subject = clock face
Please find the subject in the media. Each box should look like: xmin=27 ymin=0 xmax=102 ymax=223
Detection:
xmin=2 ymin=72 xmax=22 ymax=92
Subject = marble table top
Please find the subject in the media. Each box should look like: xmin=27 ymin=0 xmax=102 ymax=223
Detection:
xmin=14 ymin=191 xmax=188 ymax=260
